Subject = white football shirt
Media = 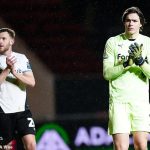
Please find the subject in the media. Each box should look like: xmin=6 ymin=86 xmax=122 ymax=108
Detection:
xmin=0 ymin=52 xmax=32 ymax=113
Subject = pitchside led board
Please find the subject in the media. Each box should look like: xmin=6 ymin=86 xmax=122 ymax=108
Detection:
xmin=35 ymin=119 xmax=150 ymax=150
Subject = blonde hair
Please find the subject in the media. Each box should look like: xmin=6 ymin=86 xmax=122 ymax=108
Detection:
xmin=0 ymin=28 xmax=15 ymax=38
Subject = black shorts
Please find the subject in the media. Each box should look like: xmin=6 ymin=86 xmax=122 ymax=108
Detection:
xmin=0 ymin=109 xmax=36 ymax=145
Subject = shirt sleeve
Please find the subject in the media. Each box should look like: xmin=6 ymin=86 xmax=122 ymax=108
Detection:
xmin=138 ymin=37 xmax=150 ymax=78
xmin=140 ymin=47 xmax=150 ymax=79
xmin=21 ymin=55 xmax=32 ymax=73
xmin=103 ymin=37 xmax=125 ymax=80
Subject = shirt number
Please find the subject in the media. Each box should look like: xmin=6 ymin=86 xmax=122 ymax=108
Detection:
xmin=27 ymin=118 xmax=35 ymax=127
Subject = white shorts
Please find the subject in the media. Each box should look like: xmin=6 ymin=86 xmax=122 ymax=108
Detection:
xmin=108 ymin=102 xmax=150 ymax=135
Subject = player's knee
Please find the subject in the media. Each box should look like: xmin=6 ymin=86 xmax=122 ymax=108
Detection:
xmin=24 ymin=141 xmax=36 ymax=150
xmin=134 ymin=136 xmax=148 ymax=150
xmin=114 ymin=142 xmax=129 ymax=150
xmin=134 ymin=142 xmax=147 ymax=150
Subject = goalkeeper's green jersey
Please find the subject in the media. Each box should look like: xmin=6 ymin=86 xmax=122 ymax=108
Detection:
xmin=103 ymin=33 xmax=150 ymax=103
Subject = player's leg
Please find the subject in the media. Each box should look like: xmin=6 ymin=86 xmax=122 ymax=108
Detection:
xmin=16 ymin=110 xmax=36 ymax=150
xmin=22 ymin=134 xmax=36 ymax=150
xmin=133 ymin=131 xmax=148 ymax=150
xmin=131 ymin=103 xmax=150 ymax=150
xmin=108 ymin=102 xmax=131 ymax=150
xmin=113 ymin=133 xmax=129 ymax=150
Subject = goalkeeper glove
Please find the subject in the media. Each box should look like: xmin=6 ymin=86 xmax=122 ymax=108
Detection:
xmin=123 ymin=56 xmax=134 ymax=68
xmin=128 ymin=42 xmax=144 ymax=66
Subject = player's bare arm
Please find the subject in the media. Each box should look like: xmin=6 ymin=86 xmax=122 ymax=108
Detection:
xmin=6 ymin=55 xmax=35 ymax=87
xmin=11 ymin=69 xmax=35 ymax=87
xmin=0 ymin=67 xmax=11 ymax=84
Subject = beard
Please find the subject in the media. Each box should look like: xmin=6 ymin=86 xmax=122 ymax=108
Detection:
xmin=0 ymin=44 xmax=11 ymax=55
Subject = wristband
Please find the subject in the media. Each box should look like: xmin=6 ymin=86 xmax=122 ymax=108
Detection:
xmin=135 ymin=56 xmax=145 ymax=66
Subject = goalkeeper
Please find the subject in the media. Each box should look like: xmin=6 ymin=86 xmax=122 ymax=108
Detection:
xmin=103 ymin=7 xmax=150 ymax=150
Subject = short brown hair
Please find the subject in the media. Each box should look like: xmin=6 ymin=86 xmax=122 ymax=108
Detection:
xmin=122 ymin=7 xmax=146 ymax=31
xmin=0 ymin=28 xmax=15 ymax=38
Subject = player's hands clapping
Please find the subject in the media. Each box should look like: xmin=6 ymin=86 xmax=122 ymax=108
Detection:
xmin=128 ymin=42 xmax=144 ymax=66
xmin=6 ymin=55 xmax=17 ymax=70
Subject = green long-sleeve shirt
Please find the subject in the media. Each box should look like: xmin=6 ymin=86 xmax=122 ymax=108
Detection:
xmin=103 ymin=33 xmax=150 ymax=103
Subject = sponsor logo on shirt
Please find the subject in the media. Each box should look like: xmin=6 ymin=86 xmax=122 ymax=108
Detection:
xmin=117 ymin=53 xmax=129 ymax=61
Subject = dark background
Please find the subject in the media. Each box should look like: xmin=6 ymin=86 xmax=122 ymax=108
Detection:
xmin=0 ymin=0 xmax=150 ymax=118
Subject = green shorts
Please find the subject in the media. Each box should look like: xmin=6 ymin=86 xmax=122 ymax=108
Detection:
xmin=108 ymin=102 xmax=150 ymax=135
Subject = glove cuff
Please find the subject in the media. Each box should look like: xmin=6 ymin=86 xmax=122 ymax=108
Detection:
xmin=123 ymin=61 xmax=129 ymax=68
xmin=135 ymin=57 xmax=145 ymax=66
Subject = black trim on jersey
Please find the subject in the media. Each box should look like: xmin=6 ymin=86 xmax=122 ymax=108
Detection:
xmin=128 ymin=39 xmax=136 ymax=41
xmin=25 ymin=98 xmax=30 ymax=110
xmin=0 ymin=107 xmax=4 ymax=113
